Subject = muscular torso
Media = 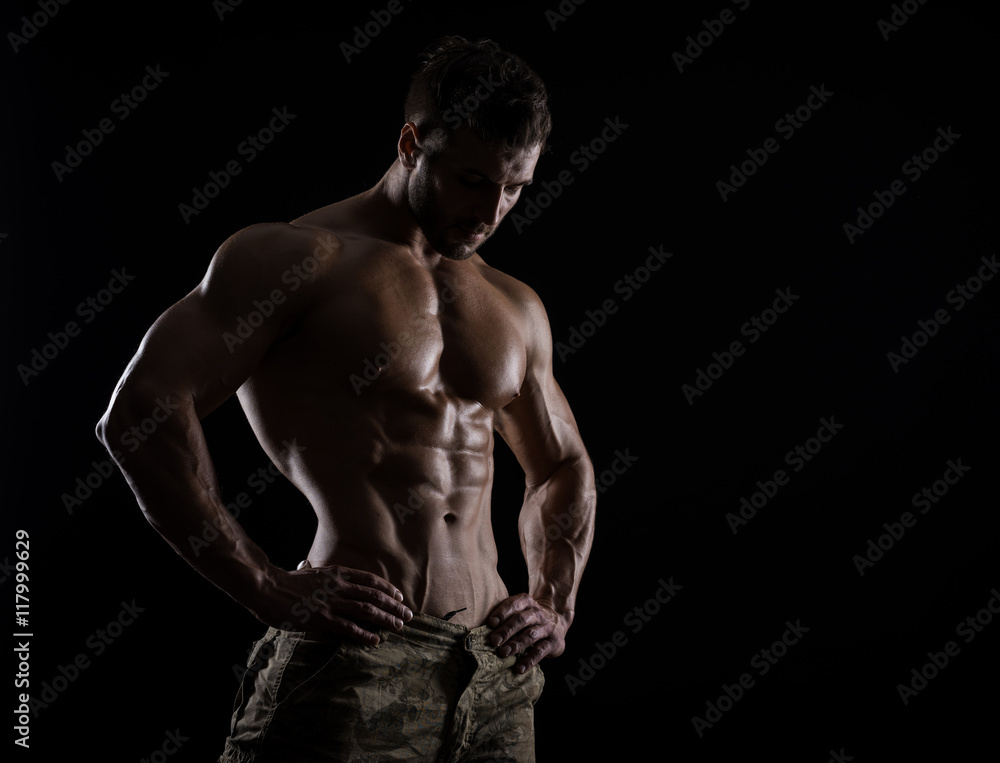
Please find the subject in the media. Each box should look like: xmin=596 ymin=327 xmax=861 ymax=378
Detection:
xmin=236 ymin=199 xmax=529 ymax=627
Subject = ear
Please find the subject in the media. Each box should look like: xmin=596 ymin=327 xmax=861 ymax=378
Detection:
xmin=398 ymin=122 xmax=423 ymax=170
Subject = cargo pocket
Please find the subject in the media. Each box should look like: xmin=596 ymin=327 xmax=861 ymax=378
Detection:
xmin=226 ymin=630 xmax=286 ymax=743
xmin=503 ymin=662 xmax=545 ymax=706
xmin=272 ymin=633 xmax=348 ymax=709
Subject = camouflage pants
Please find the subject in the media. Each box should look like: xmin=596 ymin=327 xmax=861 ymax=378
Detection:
xmin=218 ymin=612 xmax=544 ymax=762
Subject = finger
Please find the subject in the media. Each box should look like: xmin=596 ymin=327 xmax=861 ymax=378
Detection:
xmin=340 ymin=583 xmax=414 ymax=624
xmin=318 ymin=566 xmax=406 ymax=603
xmin=329 ymin=615 xmax=383 ymax=646
xmin=308 ymin=567 xmax=412 ymax=623
xmin=487 ymin=593 xmax=531 ymax=628
xmin=345 ymin=598 xmax=414 ymax=632
xmin=339 ymin=579 xmax=402 ymax=607
xmin=490 ymin=607 xmax=546 ymax=649
xmin=295 ymin=571 xmax=412 ymax=632
xmin=496 ymin=619 xmax=552 ymax=656
xmin=313 ymin=594 xmax=409 ymax=637
xmin=314 ymin=602 xmax=404 ymax=643
xmin=513 ymin=641 xmax=552 ymax=674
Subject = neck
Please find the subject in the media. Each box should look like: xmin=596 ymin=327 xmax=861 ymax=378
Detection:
xmin=374 ymin=160 xmax=408 ymax=209
xmin=369 ymin=162 xmax=441 ymax=263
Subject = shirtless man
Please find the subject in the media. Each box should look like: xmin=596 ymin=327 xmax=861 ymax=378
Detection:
xmin=97 ymin=37 xmax=595 ymax=761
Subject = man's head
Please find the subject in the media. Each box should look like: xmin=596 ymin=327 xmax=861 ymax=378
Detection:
xmin=404 ymin=36 xmax=552 ymax=158
xmin=398 ymin=37 xmax=551 ymax=260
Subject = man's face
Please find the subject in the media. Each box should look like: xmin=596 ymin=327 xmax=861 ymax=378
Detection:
xmin=407 ymin=128 xmax=541 ymax=261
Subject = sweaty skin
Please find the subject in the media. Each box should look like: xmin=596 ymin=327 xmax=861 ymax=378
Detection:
xmin=97 ymin=124 xmax=596 ymax=673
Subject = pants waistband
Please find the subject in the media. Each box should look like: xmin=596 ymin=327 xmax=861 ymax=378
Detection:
xmin=284 ymin=611 xmax=496 ymax=652
xmin=381 ymin=611 xmax=495 ymax=652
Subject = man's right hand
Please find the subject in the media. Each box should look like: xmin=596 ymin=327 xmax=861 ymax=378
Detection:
xmin=252 ymin=563 xmax=414 ymax=645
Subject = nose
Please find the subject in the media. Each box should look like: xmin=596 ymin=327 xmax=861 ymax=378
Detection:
xmin=473 ymin=187 xmax=506 ymax=227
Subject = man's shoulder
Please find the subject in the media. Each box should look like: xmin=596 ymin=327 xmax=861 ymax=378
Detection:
xmin=220 ymin=220 xmax=344 ymax=262
xmin=205 ymin=219 xmax=347 ymax=287
xmin=472 ymin=255 xmax=548 ymax=320
xmin=470 ymin=257 xmax=557 ymax=371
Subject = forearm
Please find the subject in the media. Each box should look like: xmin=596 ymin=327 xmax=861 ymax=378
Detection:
xmin=97 ymin=384 xmax=274 ymax=609
xmin=519 ymin=456 xmax=596 ymax=624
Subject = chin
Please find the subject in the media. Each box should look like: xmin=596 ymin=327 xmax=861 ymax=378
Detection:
xmin=440 ymin=246 xmax=476 ymax=261
xmin=432 ymin=229 xmax=484 ymax=261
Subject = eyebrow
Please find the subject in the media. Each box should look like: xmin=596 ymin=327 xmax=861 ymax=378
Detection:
xmin=461 ymin=168 xmax=534 ymax=187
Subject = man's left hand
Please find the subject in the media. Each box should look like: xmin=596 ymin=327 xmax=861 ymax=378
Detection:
xmin=486 ymin=593 xmax=570 ymax=674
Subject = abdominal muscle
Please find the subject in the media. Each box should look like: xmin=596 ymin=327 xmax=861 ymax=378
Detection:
xmin=243 ymin=383 xmax=512 ymax=630
xmin=304 ymin=450 xmax=510 ymax=629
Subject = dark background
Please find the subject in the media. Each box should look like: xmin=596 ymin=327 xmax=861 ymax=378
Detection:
xmin=5 ymin=0 xmax=998 ymax=760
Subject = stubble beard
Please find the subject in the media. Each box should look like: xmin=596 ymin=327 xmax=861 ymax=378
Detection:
xmin=408 ymin=169 xmax=491 ymax=262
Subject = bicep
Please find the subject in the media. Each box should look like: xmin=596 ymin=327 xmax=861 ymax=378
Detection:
xmin=497 ymin=374 xmax=588 ymax=487
xmin=112 ymin=225 xmax=309 ymax=419
xmin=495 ymin=289 xmax=588 ymax=486
xmin=121 ymin=294 xmax=267 ymax=419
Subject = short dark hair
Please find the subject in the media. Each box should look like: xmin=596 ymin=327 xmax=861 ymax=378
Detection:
xmin=404 ymin=36 xmax=552 ymax=156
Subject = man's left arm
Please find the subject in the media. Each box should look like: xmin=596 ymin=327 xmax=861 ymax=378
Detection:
xmin=489 ymin=285 xmax=597 ymax=674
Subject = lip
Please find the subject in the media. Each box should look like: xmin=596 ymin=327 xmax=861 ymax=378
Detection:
xmin=456 ymin=226 xmax=486 ymax=242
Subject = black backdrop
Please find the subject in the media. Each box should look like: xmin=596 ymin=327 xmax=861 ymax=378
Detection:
xmin=5 ymin=0 xmax=999 ymax=760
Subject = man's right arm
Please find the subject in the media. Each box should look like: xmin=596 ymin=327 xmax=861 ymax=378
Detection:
xmin=96 ymin=223 xmax=412 ymax=643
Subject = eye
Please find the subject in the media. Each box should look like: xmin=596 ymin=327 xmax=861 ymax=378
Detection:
xmin=504 ymin=185 xmax=523 ymax=196
xmin=460 ymin=176 xmax=485 ymax=187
